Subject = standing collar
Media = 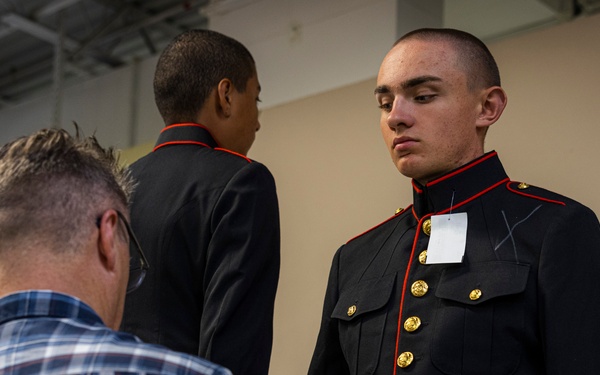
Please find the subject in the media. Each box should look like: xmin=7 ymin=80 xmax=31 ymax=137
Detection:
xmin=154 ymin=123 xmax=219 ymax=152
xmin=0 ymin=290 xmax=103 ymax=327
xmin=411 ymin=151 xmax=509 ymax=219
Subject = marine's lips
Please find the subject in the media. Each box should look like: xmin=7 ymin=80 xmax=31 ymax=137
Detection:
xmin=393 ymin=136 xmax=417 ymax=151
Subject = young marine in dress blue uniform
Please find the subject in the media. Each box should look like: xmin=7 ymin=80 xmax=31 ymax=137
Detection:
xmin=309 ymin=28 xmax=600 ymax=375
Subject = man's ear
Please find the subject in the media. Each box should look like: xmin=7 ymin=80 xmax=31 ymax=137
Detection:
xmin=476 ymin=86 xmax=508 ymax=129
xmin=217 ymin=78 xmax=234 ymax=118
xmin=96 ymin=210 xmax=120 ymax=272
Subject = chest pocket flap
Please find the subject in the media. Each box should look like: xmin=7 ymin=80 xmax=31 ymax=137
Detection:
xmin=435 ymin=261 xmax=530 ymax=305
xmin=331 ymin=273 xmax=396 ymax=321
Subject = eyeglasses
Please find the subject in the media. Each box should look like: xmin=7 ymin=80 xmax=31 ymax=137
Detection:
xmin=95 ymin=211 xmax=150 ymax=293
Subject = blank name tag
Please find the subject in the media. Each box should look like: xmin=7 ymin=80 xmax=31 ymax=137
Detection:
xmin=425 ymin=212 xmax=467 ymax=264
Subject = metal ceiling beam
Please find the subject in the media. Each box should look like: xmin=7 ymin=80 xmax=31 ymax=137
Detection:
xmin=103 ymin=4 xmax=193 ymax=41
xmin=92 ymin=0 xmax=183 ymax=36
xmin=0 ymin=0 xmax=210 ymax=107
xmin=72 ymin=2 xmax=206 ymax=58
xmin=34 ymin=0 xmax=84 ymax=19
xmin=0 ymin=24 xmax=15 ymax=39
xmin=1 ymin=11 xmax=125 ymax=68
xmin=1 ymin=12 xmax=80 ymax=50
xmin=68 ymin=4 xmax=130 ymax=59
xmin=139 ymin=28 xmax=157 ymax=55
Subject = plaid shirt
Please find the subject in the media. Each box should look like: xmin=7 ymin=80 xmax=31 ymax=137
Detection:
xmin=0 ymin=290 xmax=232 ymax=375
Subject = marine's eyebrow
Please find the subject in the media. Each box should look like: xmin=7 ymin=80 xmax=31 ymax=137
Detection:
xmin=374 ymin=85 xmax=390 ymax=95
xmin=374 ymin=76 xmax=443 ymax=95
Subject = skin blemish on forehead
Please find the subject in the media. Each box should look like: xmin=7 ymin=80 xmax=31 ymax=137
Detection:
xmin=401 ymin=76 xmax=442 ymax=90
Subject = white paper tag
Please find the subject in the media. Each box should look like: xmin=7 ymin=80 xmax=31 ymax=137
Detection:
xmin=425 ymin=212 xmax=468 ymax=264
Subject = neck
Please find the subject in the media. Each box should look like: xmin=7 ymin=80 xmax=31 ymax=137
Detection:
xmin=0 ymin=249 xmax=119 ymax=329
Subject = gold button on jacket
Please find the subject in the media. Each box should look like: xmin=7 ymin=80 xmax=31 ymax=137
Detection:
xmin=397 ymin=352 xmax=414 ymax=368
xmin=422 ymin=219 xmax=432 ymax=236
xmin=411 ymin=280 xmax=429 ymax=297
xmin=418 ymin=250 xmax=428 ymax=265
xmin=347 ymin=305 xmax=357 ymax=316
xmin=469 ymin=289 xmax=482 ymax=301
xmin=404 ymin=316 xmax=422 ymax=332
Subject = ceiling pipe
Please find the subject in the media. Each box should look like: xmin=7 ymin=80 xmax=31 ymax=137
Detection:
xmin=34 ymin=0 xmax=84 ymax=19
xmin=1 ymin=12 xmax=79 ymax=50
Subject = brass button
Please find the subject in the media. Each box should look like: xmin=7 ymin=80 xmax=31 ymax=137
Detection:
xmin=347 ymin=305 xmax=357 ymax=316
xmin=517 ymin=182 xmax=530 ymax=190
xmin=395 ymin=207 xmax=404 ymax=215
xmin=403 ymin=316 xmax=422 ymax=332
xmin=397 ymin=351 xmax=414 ymax=368
xmin=469 ymin=289 xmax=482 ymax=301
xmin=418 ymin=250 xmax=427 ymax=265
xmin=422 ymin=219 xmax=431 ymax=236
xmin=411 ymin=280 xmax=429 ymax=297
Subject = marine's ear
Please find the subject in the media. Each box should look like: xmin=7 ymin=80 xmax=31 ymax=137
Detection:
xmin=476 ymin=86 xmax=507 ymax=129
xmin=216 ymin=78 xmax=234 ymax=118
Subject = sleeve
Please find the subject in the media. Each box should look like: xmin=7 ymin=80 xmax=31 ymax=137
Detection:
xmin=200 ymin=162 xmax=280 ymax=375
xmin=308 ymin=246 xmax=350 ymax=375
xmin=538 ymin=204 xmax=600 ymax=374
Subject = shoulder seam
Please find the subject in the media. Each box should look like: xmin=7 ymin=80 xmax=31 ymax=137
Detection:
xmin=505 ymin=181 xmax=566 ymax=206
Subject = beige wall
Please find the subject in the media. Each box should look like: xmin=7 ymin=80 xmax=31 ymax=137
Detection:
xmin=121 ymin=12 xmax=600 ymax=375
xmin=487 ymin=15 xmax=600 ymax=212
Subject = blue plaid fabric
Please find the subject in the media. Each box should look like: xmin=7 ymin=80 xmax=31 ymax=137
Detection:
xmin=0 ymin=291 xmax=232 ymax=375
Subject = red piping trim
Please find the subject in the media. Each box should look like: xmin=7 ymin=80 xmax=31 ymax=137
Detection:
xmin=393 ymin=214 xmax=430 ymax=375
xmin=434 ymin=177 xmax=510 ymax=215
xmin=412 ymin=180 xmax=423 ymax=194
xmin=427 ymin=152 xmax=498 ymax=187
xmin=159 ymin=123 xmax=222 ymax=148
xmin=506 ymin=182 xmax=566 ymax=206
xmin=411 ymin=177 xmax=509 ymax=220
xmin=160 ymin=122 xmax=210 ymax=133
xmin=153 ymin=141 xmax=210 ymax=152
xmin=214 ymin=147 xmax=252 ymax=163
xmin=346 ymin=205 xmax=413 ymax=244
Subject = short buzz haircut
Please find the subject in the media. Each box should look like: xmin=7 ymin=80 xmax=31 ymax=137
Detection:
xmin=154 ymin=29 xmax=256 ymax=125
xmin=395 ymin=28 xmax=501 ymax=90
xmin=0 ymin=126 xmax=135 ymax=253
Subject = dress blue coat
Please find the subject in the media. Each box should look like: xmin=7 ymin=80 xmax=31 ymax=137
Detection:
xmin=121 ymin=123 xmax=280 ymax=375
xmin=309 ymin=152 xmax=600 ymax=375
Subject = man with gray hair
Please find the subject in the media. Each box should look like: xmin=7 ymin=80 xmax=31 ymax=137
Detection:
xmin=0 ymin=127 xmax=231 ymax=374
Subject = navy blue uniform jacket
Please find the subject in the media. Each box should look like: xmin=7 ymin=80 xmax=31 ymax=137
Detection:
xmin=121 ymin=123 xmax=280 ymax=375
xmin=309 ymin=152 xmax=600 ymax=375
